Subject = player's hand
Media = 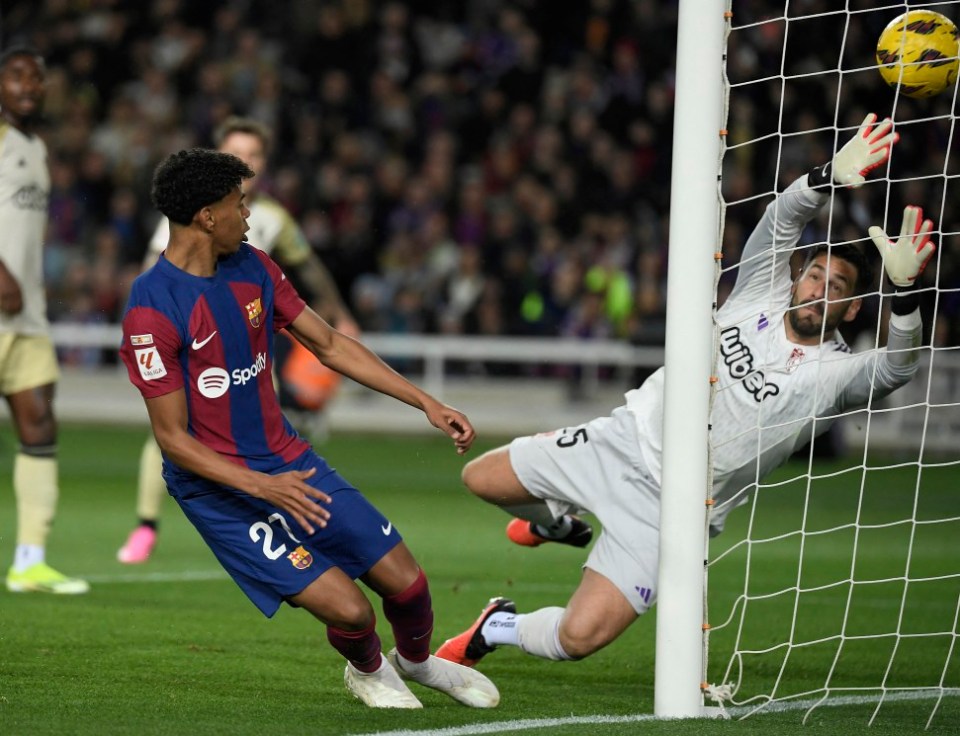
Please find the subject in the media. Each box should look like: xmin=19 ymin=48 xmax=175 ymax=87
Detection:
xmin=869 ymin=205 xmax=936 ymax=288
xmin=423 ymin=400 xmax=476 ymax=455
xmin=249 ymin=467 xmax=333 ymax=535
xmin=832 ymin=113 xmax=898 ymax=188
xmin=0 ymin=264 xmax=23 ymax=315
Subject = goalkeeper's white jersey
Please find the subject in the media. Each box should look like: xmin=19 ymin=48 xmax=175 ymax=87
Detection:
xmin=625 ymin=175 xmax=921 ymax=535
xmin=0 ymin=122 xmax=50 ymax=335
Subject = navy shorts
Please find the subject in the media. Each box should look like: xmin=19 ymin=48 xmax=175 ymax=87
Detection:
xmin=167 ymin=449 xmax=403 ymax=617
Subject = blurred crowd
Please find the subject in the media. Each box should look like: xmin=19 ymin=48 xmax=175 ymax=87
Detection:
xmin=4 ymin=0 xmax=959 ymax=370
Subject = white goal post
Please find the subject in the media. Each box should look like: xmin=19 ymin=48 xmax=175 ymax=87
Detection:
xmin=653 ymin=0 xmax=726 ymax=718
xmin=657 ymin=0 xmax=960 ymax=727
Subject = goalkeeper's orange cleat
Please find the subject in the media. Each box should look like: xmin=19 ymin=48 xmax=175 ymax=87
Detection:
xmin=506 ymin=516 xmax=593 ymax=548
xmin=435 ymin=597 xmax=516 ymax=667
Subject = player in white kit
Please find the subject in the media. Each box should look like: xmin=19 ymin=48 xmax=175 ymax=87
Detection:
xmin=436 ymin=114 xmax=935 ymax=667
xmin=0 ymin=47 xmax=88 ymax=594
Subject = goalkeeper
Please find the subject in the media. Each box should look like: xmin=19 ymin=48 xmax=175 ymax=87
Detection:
xmin=436 ymin=114 xmax=935 ymax=668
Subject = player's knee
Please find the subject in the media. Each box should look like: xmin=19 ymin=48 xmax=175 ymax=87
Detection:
xmin=461 ymin=455 xmax=491 ymax=497
xmin=461 ymin=449 xmax=512 ymax=503
xmin=327 ymin=597 xmax=376 ymax=631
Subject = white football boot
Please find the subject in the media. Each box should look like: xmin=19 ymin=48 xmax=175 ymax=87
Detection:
xmin=344 ymin=653 xmax=423 ymax=708
xmin=386 ymin=647 xmax=500 ymax=708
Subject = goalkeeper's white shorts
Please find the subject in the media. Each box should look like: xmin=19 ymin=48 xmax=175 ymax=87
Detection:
xmin=508 ymin=405 xmax=660 ymax=615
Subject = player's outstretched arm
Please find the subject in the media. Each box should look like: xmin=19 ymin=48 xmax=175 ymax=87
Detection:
xmin=839 ymin=205 xmax=934 ymax=407
xmin=287 ymin=307 xmax=476 ymax=454
xmin=809 ymin=113 xmax=899 ymax=189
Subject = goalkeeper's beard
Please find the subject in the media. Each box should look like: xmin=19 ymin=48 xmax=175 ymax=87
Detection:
xmin=788 ymin=299 xmax=845 ymax=340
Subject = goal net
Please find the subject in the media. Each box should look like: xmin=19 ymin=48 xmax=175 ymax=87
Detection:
xmin=702 ymin=0 xmax=960 ymax=727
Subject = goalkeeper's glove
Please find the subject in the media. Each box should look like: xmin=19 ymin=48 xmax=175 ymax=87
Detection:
xmin=808 ymin=113 xmax=899 ymax=189
xmin=869 ymin=205 xmax=937 ymax=315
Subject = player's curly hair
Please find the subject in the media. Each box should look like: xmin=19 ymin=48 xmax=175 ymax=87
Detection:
xmin=807 ymin=242 xmax=875 ymax=294
xmin=151 ymin=148 xmax=254 ymax=225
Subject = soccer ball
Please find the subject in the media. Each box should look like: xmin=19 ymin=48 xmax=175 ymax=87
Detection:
xmin=876 ymin=10 xmax=960 ymax=98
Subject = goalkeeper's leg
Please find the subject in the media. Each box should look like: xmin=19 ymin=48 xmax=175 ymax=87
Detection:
xmin=461 ymin=446 xmax=592 ymax=548
xmin=437 ymin=569 xmax=637 ymax=663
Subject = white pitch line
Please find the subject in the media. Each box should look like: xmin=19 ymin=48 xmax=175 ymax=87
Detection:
xmin=351 ymin=715 xmax=659 ymax=736
xmin=349 ymin=688 xmax=960 ymax=736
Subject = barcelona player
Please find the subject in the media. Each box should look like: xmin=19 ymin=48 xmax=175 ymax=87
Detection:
xmin=120 ymin=148 xmax=497 ymax=709
xmin=118 ymin=116 xmax=357 ymax=564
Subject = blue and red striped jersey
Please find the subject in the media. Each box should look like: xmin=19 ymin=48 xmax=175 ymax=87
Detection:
xmin=120 ymin=243 xmax=311 ymax=473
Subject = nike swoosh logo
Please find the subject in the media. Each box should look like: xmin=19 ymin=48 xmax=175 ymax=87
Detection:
xmin=381 ymin=522 xmax=392 ymax=536
xmin=191 ymin=331 xmax=217 ymax=350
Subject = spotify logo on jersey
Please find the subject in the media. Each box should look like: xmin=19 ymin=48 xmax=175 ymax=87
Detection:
xmin=197 ymin=367 xmax=231 ymax=398
xmin=196 ymin=353 xmax=268 ymax=399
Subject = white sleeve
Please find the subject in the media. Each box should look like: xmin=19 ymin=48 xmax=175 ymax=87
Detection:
xmin=833 ymin=310 xmax=923 ymax=412
xmin=142 ymin=217 xmax=170 ymax=270
xmin=722 ymin=175 xmax=829 ymax=315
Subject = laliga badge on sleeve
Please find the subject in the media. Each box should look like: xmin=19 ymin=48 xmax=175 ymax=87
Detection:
xmin=135 ymin=346 xmax=167 ymax=381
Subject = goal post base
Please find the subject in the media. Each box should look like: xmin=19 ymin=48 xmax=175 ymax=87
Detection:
xmin=702 ymin=705 xmax=731 ymax=720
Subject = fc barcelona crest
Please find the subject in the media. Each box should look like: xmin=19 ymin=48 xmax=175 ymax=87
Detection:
xmin=287 ymin=545 xmax=313 ymax=570
xmin=245 ymin=297 xmax=263 ymax=328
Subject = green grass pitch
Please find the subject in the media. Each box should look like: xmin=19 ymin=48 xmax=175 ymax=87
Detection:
xmin=0 ymin=423 xmax=956 ymax=735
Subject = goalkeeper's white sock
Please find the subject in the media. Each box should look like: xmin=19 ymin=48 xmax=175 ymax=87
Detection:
xmin=480 ymin=611 xmax=520 ymax=647
xmin=517 ymin=607 xmax=575 ymax=661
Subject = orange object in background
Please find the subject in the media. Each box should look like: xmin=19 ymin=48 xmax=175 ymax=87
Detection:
xmin=279 ymin=331 xmax=342 ymax=411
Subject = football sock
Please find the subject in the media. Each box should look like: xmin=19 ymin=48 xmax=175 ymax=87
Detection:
xmin=327 ymin=620 xmax=382 ymax=673
xmin=382 ymin=568 xmax=433 ymax=664
xmin=517 ymin=606 xmax=576 ymax=661
xmin=14 ymin=543 xmax=44 ymax=572
xmin=14 ymin=451 xmax=58 ymax=548
xmin=138 ymin=519 xmax=158 ymax=531
xmin=394 ymin=651 xmax=430 ymax=676
xmin=532 ymin=515 xmax=573 ymax=540
xmin=480 ymin=611 xmax=521 ymax=647
xmin=137 ymin=436 xmax=166 ymax=522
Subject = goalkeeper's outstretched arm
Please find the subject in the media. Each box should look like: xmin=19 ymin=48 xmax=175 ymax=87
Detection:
xmin=725 ymin=114 xmax=898 ymax=310
xmin=839 ymin=205 xmax=935 ymax=409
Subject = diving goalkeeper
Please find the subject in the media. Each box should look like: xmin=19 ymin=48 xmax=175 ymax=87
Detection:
xmin=436 ymin=114 xmax=935 ymax=667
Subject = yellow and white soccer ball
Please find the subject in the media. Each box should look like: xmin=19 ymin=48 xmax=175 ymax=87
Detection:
xmin=876 ymin=10 xmax=960 ymax=98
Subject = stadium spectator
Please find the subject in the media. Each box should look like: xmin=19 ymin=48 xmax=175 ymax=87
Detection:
xmin=0 ymin=1 xmax=953 ymax=363
xmin=0 ymin=47 xmax=88 ymax=595
xmin=120 ymin=147 xmax=498 ymax=709
xmin=117 ymin=116 xmax=358 ymax=565
xmin=434 ymin=117 xmax=934 ymax=668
